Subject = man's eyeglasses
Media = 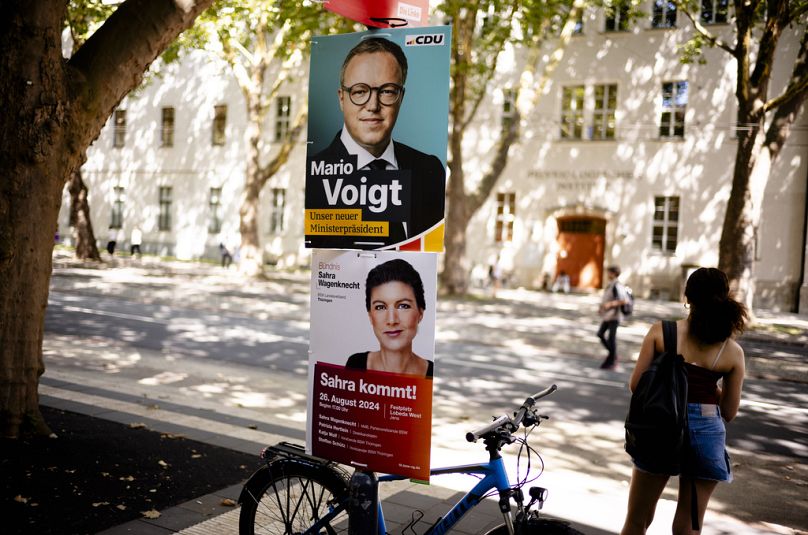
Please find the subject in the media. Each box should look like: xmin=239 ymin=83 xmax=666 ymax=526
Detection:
xmin=342 ymin=83 xmax=404 ymax=106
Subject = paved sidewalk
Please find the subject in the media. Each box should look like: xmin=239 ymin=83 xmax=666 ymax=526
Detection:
xmin=41 ymin=381 xmax=605 ymax=535
xmin=44 ymin=252 xmax=808 ymax=534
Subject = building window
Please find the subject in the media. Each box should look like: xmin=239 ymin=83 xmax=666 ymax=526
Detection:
xmin=592 ymin=84 xmax=617 ymax=140
xmin=275 ymin=96 xmax=291 ymax=142
xmin=652 ymin=196 xmax=679 ymax=253
xmin=158 ymin=186 xmax=172 ymax=231
xmin=605 ymin=0 xmax=630 ymax=31
xmin=560 ymin=85 xmax=585 ymax=139
xmin=495 ymin=192 xmax=516 ymax=243
xmin=270 ymin=188 xmax=286 ymax=233
xmin=161 ymin=107 xmax=175 ymax=147
xmin=208 ymin=187 xmax=222 ymax=234
xmin=113 ymin=110 xmax=126 ymax=148
xmin=502 ymin=88 xmax=516 ymax=129
xmin=700 ymin=0 xmax=728 ymax=24
xmin=212 ymin=104 xmax=227 ymax=146
xmin=652 ymin=0 xmax=676 ymax=28
xmin=110 ymin=186 xmax=124 ymax=229
xmin=660 ymin=81 xmax=688 ymax=138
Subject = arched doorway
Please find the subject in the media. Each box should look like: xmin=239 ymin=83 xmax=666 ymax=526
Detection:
xmin=556 ymin=216 xmax=605 ymax=290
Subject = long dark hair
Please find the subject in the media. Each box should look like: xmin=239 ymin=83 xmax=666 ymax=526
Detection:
xmin=684 ymin=267 xmax=748 ymax=344
xmin=365 ymin=259 xmax=426 ymax=311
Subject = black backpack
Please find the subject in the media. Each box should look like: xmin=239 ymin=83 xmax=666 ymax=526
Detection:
xmin=624 ymin=320 xmax=700 ymax=530
xmin=624 ymin=320 xmax=688 ymax=475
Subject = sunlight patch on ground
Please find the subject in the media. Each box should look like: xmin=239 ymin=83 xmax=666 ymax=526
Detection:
xmin=167 ymin=321 xmax=294 ymax=345
xmin=138 ymin=371 xmax=188 ymax=385
xmin=228 ymin=390 xmax=304 ymax=410
xmin=273 ymin=410 xmax=308 ymax=423
xmin=184 ymin=382 xmax=230 ymax=395
xmin=227 ymin=391 xmax=272 ymax=408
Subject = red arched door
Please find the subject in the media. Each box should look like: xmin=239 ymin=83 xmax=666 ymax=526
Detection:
xmin=556 ymin=217 xmax=605 ymax=290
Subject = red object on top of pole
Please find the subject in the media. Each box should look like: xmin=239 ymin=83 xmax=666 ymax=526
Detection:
xmin=323 ymin=0 xmax=429 ymax=27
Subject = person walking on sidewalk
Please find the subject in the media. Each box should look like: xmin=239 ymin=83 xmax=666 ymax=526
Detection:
xmin=621 ymin=267 xmax=747 ymax=534
xmin=597 ymin=265 xmax=628 ymax=369
xmin=130 ymin=226 xmax=142 ymax=257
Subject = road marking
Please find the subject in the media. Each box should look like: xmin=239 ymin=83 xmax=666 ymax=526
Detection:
xmin=49 ymin=302 xmax=167 ymax=324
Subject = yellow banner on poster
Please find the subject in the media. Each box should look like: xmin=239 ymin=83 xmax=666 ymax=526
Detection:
xmin=305 ymin=209 xmax=389 ymax=236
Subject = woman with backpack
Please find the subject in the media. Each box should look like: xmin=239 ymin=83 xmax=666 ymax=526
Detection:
xmin=621 ymin=267 xmax=748 ymax=534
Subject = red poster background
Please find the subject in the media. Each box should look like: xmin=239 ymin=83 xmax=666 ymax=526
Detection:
xmin=311 ymin=362 xmax=432 ymax=480
xmin=324 ymin=0 xmax=429 ymax=28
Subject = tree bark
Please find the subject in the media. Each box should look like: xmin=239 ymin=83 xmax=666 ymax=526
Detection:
xmin=238 ymin=68 xmax=267 ymax=278
xmin=0 ymin=0 xmax=213 ymax=438
xmin=717 ymin=118 xmax=761 ymax=304
xmin=439 ymin=3 xmax=581 ymax=295
xmin=717 ymin=6 xmax=807 ymax=308
xmin=68 ymin=168 xmax=102 ymax=261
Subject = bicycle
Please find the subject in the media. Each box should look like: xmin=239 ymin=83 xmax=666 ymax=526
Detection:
xmin=238 ymin=384 xmax=583 ymax=534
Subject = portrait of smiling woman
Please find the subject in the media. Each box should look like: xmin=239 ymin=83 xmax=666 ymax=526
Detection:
xmin=346 ymin=258 xmax=433 ymax=378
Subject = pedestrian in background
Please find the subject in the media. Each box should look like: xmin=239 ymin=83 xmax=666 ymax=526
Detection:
xmin=552 ymin=270 xmax=571 ymax=293
xmin=219 ymin=242 xmax=232 ymax=268
xmin=106 ymin=229 xmax=119 ymax=256
xmin=488 ymin=256 xmax=503 ymax=298
xmin=130 ymin=226 xmax=142 ymax=257
xmin=621 ymin=267 xmax=747 ymax=534
xmin=597 ymin=265 xmax=628 ymax=369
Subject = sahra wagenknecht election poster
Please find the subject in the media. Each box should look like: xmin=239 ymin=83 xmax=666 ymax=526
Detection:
xmin=304 ymin=26 xmax=451 ymax=252
xmin=307 ymin=250 xmax=437 ymax=480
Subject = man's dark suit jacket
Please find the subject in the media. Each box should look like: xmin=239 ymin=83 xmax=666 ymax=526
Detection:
xmin=306 ymin=133 xmax=446 ymax=249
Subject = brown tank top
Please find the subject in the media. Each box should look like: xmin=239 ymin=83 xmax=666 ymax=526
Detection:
xmin=684 ymin=339 xmax=727 ymax=404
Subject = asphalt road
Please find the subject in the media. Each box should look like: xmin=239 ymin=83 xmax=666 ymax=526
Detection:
xmin=42 ymin=266 xmax=808 ymax=533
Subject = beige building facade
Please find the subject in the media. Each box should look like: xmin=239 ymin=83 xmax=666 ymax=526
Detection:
xmin=58 ymin=4 xmax=808 ymax=312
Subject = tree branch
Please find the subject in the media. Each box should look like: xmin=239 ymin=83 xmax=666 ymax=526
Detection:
xmin=67 ymin=0 xmax=214 ymax=152
xmin=258 ymin=105 xmax=308 ymax=188
xmin=674 ymin=0 xmax=734 ymax=54
xmin=764 ymin=27 xmax=808 ymax=113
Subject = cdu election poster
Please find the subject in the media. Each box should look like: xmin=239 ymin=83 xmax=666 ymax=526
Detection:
xmin=306 ymin=250 xmax=437 ymax=480
xmin=304 ymin=26 xmax=451 ymax=252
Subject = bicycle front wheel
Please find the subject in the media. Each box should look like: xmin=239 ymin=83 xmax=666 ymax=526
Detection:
xmin=239 ymin=460 xmax=350 ymax=535
xmin=484 ymin=517 xmax=586 ymax=535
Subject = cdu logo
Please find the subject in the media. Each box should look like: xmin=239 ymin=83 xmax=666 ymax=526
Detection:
xmin=405 ymin=34 xmax=445 ymax=47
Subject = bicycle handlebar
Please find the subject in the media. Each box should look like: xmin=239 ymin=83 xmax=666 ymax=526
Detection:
xmin=465 ymin=384 xmax=557 ymax=442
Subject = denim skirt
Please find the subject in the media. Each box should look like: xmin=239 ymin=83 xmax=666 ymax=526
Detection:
xmin=685 ymin=402 xmax=732 ymax=482
xmin=633 ymin=403 xmax=732 ymax=482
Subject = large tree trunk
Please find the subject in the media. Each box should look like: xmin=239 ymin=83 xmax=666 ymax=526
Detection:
xmin=0 ymin=3 xmax=70 ymax=437
xmin=717 ymin=7 xmax=807 ymax=309
xmin=439 ymin=3 xmax=580 ymax=295
xmin=718 ymin=117 xmax=761 ymax=305
xmin=239 ymin=89 xmax=266 ymax=278
xmin=68 ymin=168 xmax=102 ymax=261
xmin=0 ymin=0 xmax=213 ymax=438
xmin=441 ymin=153 xmax=471 ymax=295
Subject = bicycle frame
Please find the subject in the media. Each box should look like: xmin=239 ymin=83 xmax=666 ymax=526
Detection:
xmin=302 ymin=456 xmax=513 ymax=535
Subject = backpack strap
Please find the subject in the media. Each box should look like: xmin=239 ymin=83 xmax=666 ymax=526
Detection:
xmin=661 ymin=320 xmax=677 ymax=356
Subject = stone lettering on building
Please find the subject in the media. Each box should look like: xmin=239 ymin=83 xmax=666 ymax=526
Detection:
xmin=528 ymin=170 xmax=635 ymax=180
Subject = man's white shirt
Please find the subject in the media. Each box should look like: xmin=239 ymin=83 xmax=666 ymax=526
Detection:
xmin=340 ymin=127 xmax=399 ymax=171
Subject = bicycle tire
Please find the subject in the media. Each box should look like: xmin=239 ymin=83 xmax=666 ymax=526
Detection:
xmin=483 ymin=518 xmax=586 ymax=535
xmin=239 ymin=459 xmax=350 ymax=535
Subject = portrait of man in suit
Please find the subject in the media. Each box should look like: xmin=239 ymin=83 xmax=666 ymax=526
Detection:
xmin=306 ymin=36 xmax=446 ymax=249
